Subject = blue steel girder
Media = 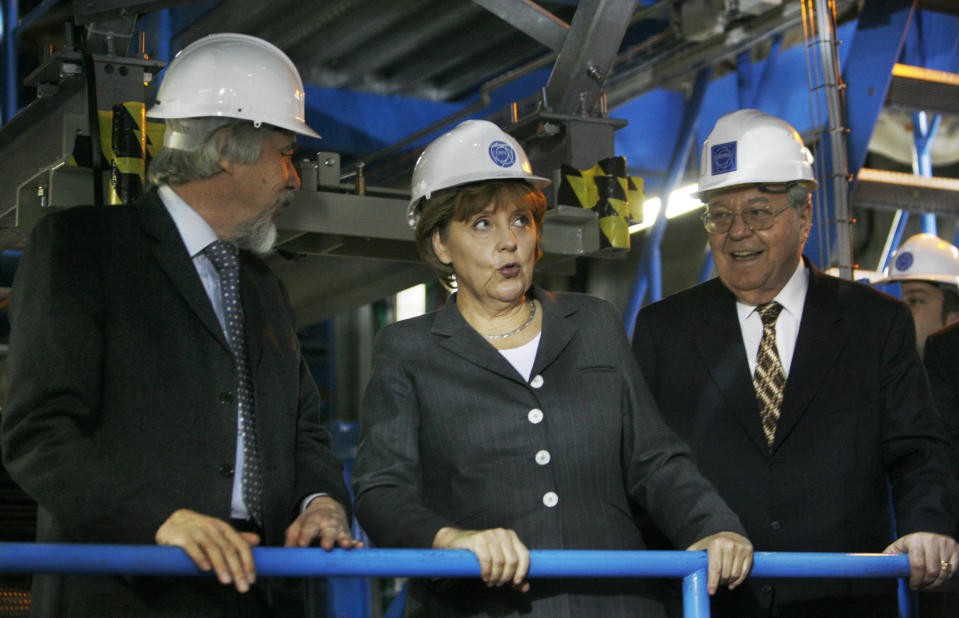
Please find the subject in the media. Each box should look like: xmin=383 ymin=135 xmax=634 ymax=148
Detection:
xmin=624 ymin=66 xmax=712 ymax=336
xmin=737 ymin=50 xmax=753 ymax=108
xmin=844 ymin=0 xmax=916 ymax=186
xmin=803 ymin=0 xmax=915 ymax=270
xmin=913 ymin=110 xmax=940 ymax=234
xmin=752 ymin=33 xmax=782 ymax=108
xmin=3 ymin=0 xmax=18 ymax=124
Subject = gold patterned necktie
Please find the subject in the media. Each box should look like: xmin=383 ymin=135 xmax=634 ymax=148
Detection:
xmin=753 ymin=301 xmax=785 ymax=452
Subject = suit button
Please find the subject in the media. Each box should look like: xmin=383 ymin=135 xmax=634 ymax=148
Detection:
xmin=220 ymin=391 xmax=234 ymax=405
xmin=770 ymin=520 xmax=781 ymax=531
xmin=219 ymin=464 xmax=234 ymax=478
xmin=535 ymin=449 xmax=551 ymax=465
xmin=530 ymin=375 xmax=544 ymax=389
xmin=761 ymin=585 xmax=772 ymax=595
xmin=542 ymin=491 xmax=558 ymax=507
xmin=528 ymin=409 xmax=544 ymax=424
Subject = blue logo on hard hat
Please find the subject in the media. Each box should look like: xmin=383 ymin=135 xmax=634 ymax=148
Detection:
xmin=489 ymin=141 xmax=516 ymax=168
xmin=895 ymin=251 xmax=914 ymax=273
xmin=711 ymin=142 xmax=737 ymax=175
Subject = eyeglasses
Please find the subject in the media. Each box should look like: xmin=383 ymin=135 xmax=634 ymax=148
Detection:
xmin=701 ymin=202 xmax=793 ymax=234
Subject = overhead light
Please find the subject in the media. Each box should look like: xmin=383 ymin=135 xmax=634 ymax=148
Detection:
xmin=395 ymin=283 xmax=427 ymax=321
xmin=629 ymin=183 xmax=704 ymax=234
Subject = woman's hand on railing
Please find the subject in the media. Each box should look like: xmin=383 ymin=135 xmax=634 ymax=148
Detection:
xmin=432 ymin=526 xmax=531 ymax=592
xmin=155 ymin=508 xmax=260 ymax=593
xmin=686 ymin=531 xmax=753 ymax=595
xmin=883 ymin=531 xmax=958 ymax=590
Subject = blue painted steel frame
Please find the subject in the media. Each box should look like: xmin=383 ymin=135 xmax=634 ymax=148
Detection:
xmin=623 ymin=66 xmax=712 ymax=336
xmin=1 ymin=0 xmax=65 ymax=125
xmin=0 ymin=544 xmax=913 ymax=618
xmin=844 ymin=1 xmax=915 ymax=191
xmin=913 ymin=111 xmax=940 ymax=235
xmin=794 ymin=0 xmax=915 ymax=271
xmin=2 ymin=0 xmax=17 ymax=124
xmin=683 ymin=568 xmax=709 ymax=618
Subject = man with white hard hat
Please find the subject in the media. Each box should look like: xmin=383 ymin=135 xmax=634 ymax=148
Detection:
xmin=880 ymin=233 xmax=959 ymax=355
xmin=2 ymin=33 xmax=358 ymax=617
xmin=632 ymin=108 xmax=958 ymax=617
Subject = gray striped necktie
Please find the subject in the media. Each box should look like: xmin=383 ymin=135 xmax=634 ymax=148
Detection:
xmin=203 ymin=240 xmax=263 ymax=524
xmin=753 ymin=301 xmax=785 ymax=452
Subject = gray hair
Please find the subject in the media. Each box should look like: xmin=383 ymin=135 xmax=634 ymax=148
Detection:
xmin=786 ymin=183 xmax=813 ymax=208
xmin=147 ymin=117 xmax=270 ymax=187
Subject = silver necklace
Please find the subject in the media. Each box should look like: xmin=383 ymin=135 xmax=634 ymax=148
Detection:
xmin=485 ymin=300 xmax=536 ymax=340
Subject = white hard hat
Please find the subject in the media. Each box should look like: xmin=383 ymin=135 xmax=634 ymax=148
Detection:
xmin=407 ymin=119 xmax=550 ymax=227
xmin=696 ymin=109 xmax=817 ymax=200
xmin=147 ymin=33 xmax=319 ymax=139
xmin=880 ymin=233 xmax=959 ymax=288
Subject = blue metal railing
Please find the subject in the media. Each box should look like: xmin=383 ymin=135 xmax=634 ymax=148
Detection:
xmin=0 ymin=544 xmax=912 ymax=618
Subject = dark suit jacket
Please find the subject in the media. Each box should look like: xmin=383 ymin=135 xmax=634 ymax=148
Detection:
xmin=1 ymin=189 xmax=350 ymax=617
xmin=924 ymin=321 xmax=959 ymax=535
xmin=633 ymin=260 xmax=958 ymax=617
xmin=352 ymin=288 xmax=745 ymax=617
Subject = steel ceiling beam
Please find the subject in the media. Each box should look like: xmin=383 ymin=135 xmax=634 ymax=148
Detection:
xmin=606 ymin=1 xmax=858 ymax=109
xmin=886 ymin=63 xmax=959 ymax=116
xmin=386 ymin=17 xmax=515 ymax=94
xmin=473 ymin=0 xmax=569 ymax=52
xmin=72 ymin=0 xmax=194 ymax=25
xmin=544 ymin=0 xmax=636 ymax=115
xmin=172 ymin=0 xmax=299 ymax=52
xmin=336 ymin=2 xmax=483 ymax=86
xmin=286 ymin=0 xmax=430 ymax=63
xmin=852 ymin=168 xmax=959 ymax=217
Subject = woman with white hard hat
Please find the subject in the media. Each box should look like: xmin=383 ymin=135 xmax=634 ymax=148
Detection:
xmin=353 ymin=119 xmax=753 ymax=616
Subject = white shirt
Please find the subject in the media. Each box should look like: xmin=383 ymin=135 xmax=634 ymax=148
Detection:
xmin=158 ymin=185 xmax=252 ymax=520
xmin=498 ymin=332 xmax=541 ymax=382
xmin=736 ymin=260 xmax=809 ymax=377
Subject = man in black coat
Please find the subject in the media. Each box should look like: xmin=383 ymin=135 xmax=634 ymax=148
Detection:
xmin=925 ymin=322 xmax=959 ymax=492
xmin=1 ymin=34 xmax=358 ymax=617
xmin=632 ymin=109 xmax=958 ymax=617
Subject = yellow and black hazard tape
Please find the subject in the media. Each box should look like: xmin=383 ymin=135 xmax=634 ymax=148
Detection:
xmin=556 ymin=155 xmax=643 ymax=250
xmin=67 ymin=102 xmax=166 ymax=205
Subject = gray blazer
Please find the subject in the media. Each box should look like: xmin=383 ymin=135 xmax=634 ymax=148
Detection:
xmin=353 ymin=288 xmax=744 ymax=617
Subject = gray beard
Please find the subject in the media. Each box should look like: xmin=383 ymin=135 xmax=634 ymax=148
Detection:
xmin=234 ymin=193 xmax=292 ymax=256
xmin=235 ymin=214 xmax=277 ymax=256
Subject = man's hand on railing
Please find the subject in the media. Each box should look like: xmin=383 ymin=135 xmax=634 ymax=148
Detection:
xmin=155 ymin=508 xmax=259 ymax=593
xmin=883 ymin=531 xmax=958 ymax=590
xmin=285 ymin=496 xmax=364 ymax=550
xmin=685 ymin=531 xmax=753 ymax=595
xmin=432 ymin=526 xmax=531 ymax=592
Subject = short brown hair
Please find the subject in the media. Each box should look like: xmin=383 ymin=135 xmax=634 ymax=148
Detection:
xmin=414 ymin=180 xmax=547 ymax=289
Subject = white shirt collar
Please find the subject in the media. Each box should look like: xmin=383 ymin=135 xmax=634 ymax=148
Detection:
xmin=735 ymin=258 xmax=809 ymax=322
xmin=157 ymin=185 xmax=219 ymax=257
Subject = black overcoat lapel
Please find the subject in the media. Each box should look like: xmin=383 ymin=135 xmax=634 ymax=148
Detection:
xmin=696 ymin=280 xmax=770 ymax=454
xmin=137 ymin=190 xmax=233 ymax=356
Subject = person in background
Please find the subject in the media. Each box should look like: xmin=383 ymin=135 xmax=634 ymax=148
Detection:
xmin=921 ymin=317 xmax=959 ymax=617
xmin=632 ymin=108 xmax=958 ymax=618
xmin=352 ymin=119 xmax=753 ymax=617
xmin=879 ymin=232 xmax=959 ymax=356
xmin=1 ymin=33 xmax=358 ymax=617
